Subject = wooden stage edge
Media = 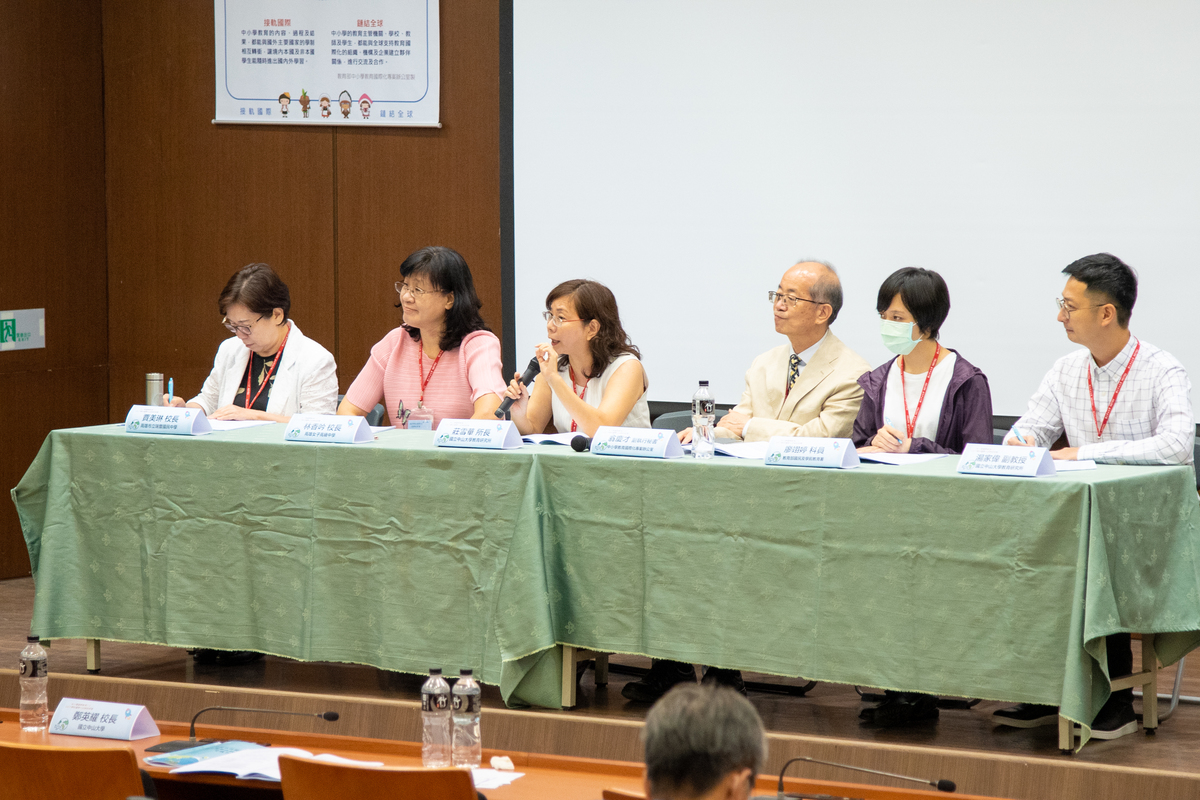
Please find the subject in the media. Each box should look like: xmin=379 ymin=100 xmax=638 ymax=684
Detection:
xmin=1 ymin=670 xmax=1197 ymax=800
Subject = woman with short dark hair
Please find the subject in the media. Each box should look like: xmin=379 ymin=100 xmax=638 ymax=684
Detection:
xmin=853 ymin=267 xmax=993 ymax=456
xmin=339 ymin=246 xmax=505 ymax=427
xmin=504 ymin=279 xmax=649 ymax=437
xmin=166 ymin=263 xmax=338 ymax=422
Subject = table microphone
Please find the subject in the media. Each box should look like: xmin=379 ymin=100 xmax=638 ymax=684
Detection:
xmin=750 ymin=755 xmax=956 ymax=798
xmin=571 ymin=435 xmax=591 ymax=452
xmin=495 ymin=357 xmax=542 ymax=418
xmin=145 ymin=706 xmax=341 ymax=753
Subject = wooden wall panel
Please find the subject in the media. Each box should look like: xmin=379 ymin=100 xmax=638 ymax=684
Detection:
xmin=334 ymin=0 xmax=503 ymax=388
xmin=0 ymin=1 xmax=108 ymax=578
xmin=102 ymin=0 xmax=337 ymax=416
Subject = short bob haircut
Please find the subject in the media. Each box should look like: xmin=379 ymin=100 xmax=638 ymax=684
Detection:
xmin=643 ymin=684 xmax=766 ymax=799
xmin=876 ymin=267 xmax=951 ymax=340
xmin=219 ymin=263 xmax=291 ymax=322
xmin=396 ymin=246 xmax=491 ymax=351
xmin=1062 ymin=253 xmax=1138 ymax=328
xmin=546 ymin=279 xmax=640 ymax=379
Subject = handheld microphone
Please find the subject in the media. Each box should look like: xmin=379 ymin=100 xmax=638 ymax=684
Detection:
xmin=752 ymin=755 xmax=956 ymax=798
xmin=495 ymin=357 xmax=542 ymax=418
xmin=571 ymin=435 xmax=591 ymax=452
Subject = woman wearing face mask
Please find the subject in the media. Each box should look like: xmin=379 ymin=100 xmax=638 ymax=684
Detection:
xmin=853 ymin=267 xmax=993 ymax=456
xmin=851 ymin=267 xmax=993 ymax=727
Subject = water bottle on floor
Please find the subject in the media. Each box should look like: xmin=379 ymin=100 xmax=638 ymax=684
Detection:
xmin=420 ymin=668 xmax=452 ymax=767
xmin=19 ymin=636 xmax=48 ymax=732
xmin=692 ymin=380 xmax=715 ymax=459
xmin=451 ymin=669 xmax=482 ymax=767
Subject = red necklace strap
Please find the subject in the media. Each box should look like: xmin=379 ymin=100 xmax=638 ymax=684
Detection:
xmin=243 ymin=323 xmax=290 ymax=410
xmin=418 ymin=346 xmax=445 ymax=404
xmin=898 ymin=342 xmax=940 ymax=440
xmin=1088 ymin=339 xmax=1140 ymax=439
xmin=568 ymin=366 xmax=588 ymax=433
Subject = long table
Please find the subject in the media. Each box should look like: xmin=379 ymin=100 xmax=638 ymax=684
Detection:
xmin=12 ymin=425 xmax=1200 ymax=742
xmin=0 ymin=709 xmax=1005 ymax=799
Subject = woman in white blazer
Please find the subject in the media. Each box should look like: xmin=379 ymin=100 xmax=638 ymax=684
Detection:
xmin=166 ymin=263 xmax=338 ymax=422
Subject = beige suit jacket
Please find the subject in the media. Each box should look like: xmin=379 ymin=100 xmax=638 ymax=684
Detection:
xmin=716 ymin=331 xmax=871 ymax=442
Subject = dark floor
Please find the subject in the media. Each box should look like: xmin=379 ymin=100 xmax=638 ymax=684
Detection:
xmin=4 ymin=576 xmax=1200 ymax=773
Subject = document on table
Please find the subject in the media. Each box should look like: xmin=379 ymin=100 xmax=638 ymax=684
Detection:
xmin=206 ymin=419 xmax=277 ymax=431
xmin=169 ymin=747 xmax=382 ymax=781
xmin=681 ymin=441 xmax=768 ymax=459
xmin=1054 ymin=460 xmax=1097 ymax=472
xmin=857 ymin=452 xmax=947 ymax=466
xmin=472 ymin=768 xmax=525 ymax=789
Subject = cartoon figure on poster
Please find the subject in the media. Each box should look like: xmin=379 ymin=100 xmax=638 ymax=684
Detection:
xmin=278 ymin=92 xmax=291 ymax=118
xmin=338 ymin=90 xmax=352 ymax=119
xmin=359 ymin=94 xmax=372 ymax=119
xmin=299 ymin=90 xmax=311 ymax=119
xmin=319 ymin=93 xmax=331 ymax=119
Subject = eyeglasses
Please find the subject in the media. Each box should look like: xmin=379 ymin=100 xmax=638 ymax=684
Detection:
xmin=1055 ymin=297 xmax=1105 ymax=319
xmin=542 ymin=311 xmax=584 ymax=328
xmin=395 ymin=281 xmax=441 ymax=299
xmin=767 ymin=291 xmax=824 ymax=308
xmin=222 ymin=315 xmax=264 ymax=336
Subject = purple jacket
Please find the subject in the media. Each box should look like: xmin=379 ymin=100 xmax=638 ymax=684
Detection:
xmin=851 ymin=349 xmax=993 ymax=455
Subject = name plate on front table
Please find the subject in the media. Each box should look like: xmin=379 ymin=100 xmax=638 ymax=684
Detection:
xmin=285 ymin=414 xmax=372 ymax=444
xmin=49 ymin=697 xmax=160 ymax=741
xmin=764 ymin=437 xmax=859 ymax=469
xmin=434 ymin=419 xmax=523 ymax=449
xmin=957 ymin=443 xmax=1055 ymax=477
xmin=591 ymin=426 xmax=684 ymax=459
xmin=124 ymin=405 xmax=212 ymax=435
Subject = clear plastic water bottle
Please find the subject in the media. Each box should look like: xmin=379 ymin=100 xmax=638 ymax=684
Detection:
xmin=19 ymin=635 xmax=49 ymax=732
xmin=420 ymin=668 xmax=452 ymax=767
xmin=451 ymin=669 xmax=482 ymax=767
xmin=692 ymin=381 xmax=716 ymax=459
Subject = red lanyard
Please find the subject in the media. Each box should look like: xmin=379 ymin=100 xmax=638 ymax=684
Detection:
xmin=568 ymin=366 xmax=588 ymax=433
xmin=898 ymin=342 xmax=940 ymax=440
xmin=1088 ymin=340 xmax=1140 ymax=438
xmin=418 ymin=346 xmax=444 ymax=403
xmin=243 ymin=324 xmax=290 ymax=410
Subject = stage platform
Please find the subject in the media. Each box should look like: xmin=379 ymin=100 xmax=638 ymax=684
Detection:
xmin=4 ymin=576 xmax=1199 ymax=799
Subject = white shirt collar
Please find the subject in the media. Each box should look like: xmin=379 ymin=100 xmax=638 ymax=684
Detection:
xmin=791 ymin=330 xmax=828 ymax=365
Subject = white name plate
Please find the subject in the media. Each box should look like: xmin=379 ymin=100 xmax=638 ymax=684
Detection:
xmin=50 ymin=697 xmax=160 ymax=741
xmin=125 ymin=405 xmax=212 ymax=436
xmin=764 ymin=437 xmax=859 ymax=469
xmin=957 ymin=443 xmax=1055 ymax=477
xmin=591 ymin=426 xmax=684 ymax=459
xmin=286 ymin=414 xmax=372 ymax=444
xmin=434 ymin=419 xmax=523 ymax=450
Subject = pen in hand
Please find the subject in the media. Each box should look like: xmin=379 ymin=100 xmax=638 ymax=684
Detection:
xmin=1009 ymin=425 xmax=1026 ymax=446
xmin=168 ymin=378 xmax=174 ymax=405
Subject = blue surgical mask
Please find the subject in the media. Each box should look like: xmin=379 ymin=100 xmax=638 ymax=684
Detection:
xmin=880 ymin=318 xmax=921 ymax=355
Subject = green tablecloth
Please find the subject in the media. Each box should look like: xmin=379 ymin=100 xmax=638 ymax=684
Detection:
xmin=13 ymin=425 xmax=1200 ymax=739
xmin=12 ymin=424 xmax=564 ymax=708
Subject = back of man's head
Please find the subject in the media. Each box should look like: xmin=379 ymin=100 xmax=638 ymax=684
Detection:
xmin=1062 ymin=252 xmax=1138 ymax=328
xmin=643 ymin=684 xmax=766 ymax=800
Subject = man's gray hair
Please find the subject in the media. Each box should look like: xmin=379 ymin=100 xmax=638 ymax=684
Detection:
xmin=642 ymin=684 xmax=766 ymax=798
xmin=795 ymin=258 xmax=843 ymax=325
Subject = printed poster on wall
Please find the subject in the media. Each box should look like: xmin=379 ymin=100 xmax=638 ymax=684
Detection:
xmin=214 ymin=0 xmax=440 ymax=127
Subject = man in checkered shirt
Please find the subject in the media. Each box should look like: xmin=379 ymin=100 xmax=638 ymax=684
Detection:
xmin=993 ymin=252 xmax=1194 ymax=740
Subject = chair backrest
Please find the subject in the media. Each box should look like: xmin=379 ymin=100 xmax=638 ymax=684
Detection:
xmin=279 ymin=755 xmax=477 ymax=800
xmin=652 ymin=409 xmax=727 ymax=433
xmin=0 ymin=741 xmax=146 ymax=799
xmin=336 ymin=393 xmax=387 ymax=427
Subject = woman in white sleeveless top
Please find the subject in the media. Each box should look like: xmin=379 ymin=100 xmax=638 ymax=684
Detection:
xmin=504 ymin=279 xmax=649 ymax=436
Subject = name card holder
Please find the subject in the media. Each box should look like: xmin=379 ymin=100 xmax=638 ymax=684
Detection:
xmin=434 ymin=419 xmax=523 ymax=450
xmin=957 ymin=443 xmax=1055 ymax=477
xmin=764 ymin=437 xmax=859 ymax=469
xmin=49 ymin=697 xmax=160 ymax=741
xmin=591 ymin=426 xmax=684 ymax=459
xmin=125 ymin=405 xmax=212 ymax=436
xmin=286 ymin=414 xmax=372 ymax=444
